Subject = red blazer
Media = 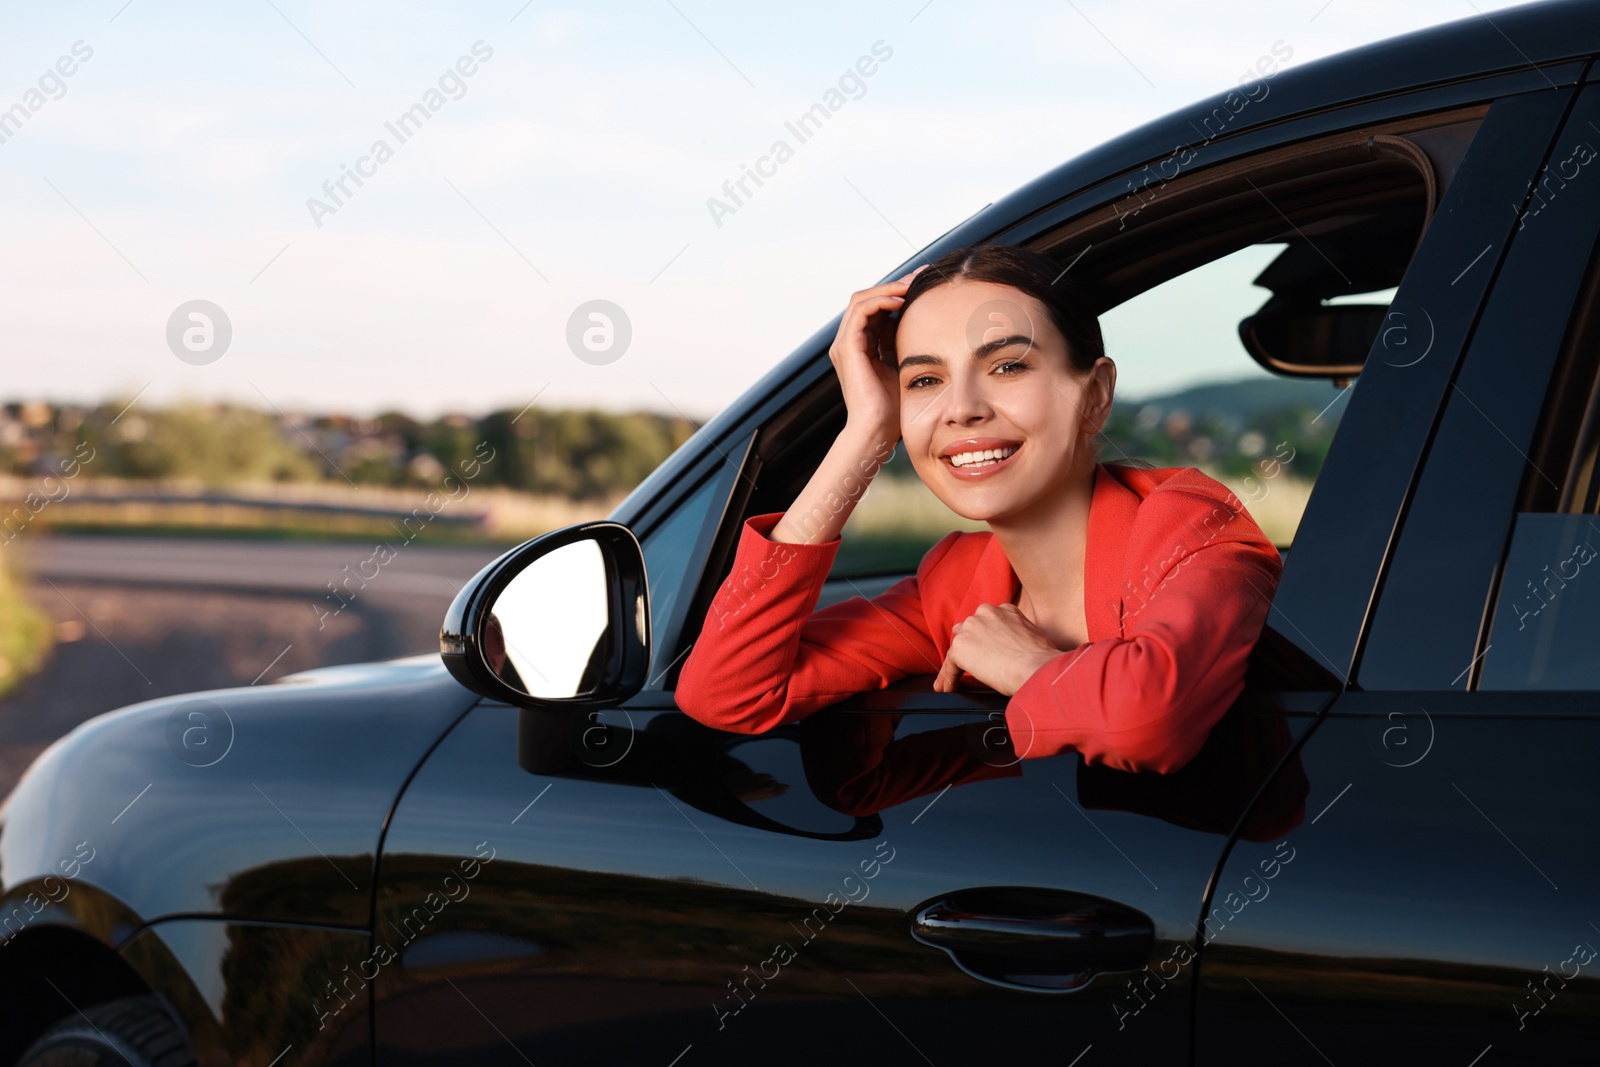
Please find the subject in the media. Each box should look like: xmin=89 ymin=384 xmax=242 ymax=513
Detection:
xmin=675 ymin=463 xmax=1284 ymax=775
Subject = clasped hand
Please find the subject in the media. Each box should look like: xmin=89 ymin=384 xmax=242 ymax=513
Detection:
xmin=932 ymin=602 xmax=1066 ymax=695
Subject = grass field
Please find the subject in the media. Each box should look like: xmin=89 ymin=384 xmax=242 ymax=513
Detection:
xmin=0 ymin=547 xmax=51 ymax=699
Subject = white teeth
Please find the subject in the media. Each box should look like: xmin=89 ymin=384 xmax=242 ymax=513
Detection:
xmin=949 ymin=445 xmax=1018 ymax=468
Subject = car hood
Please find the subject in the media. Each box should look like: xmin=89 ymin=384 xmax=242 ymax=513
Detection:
xmin=0 ymin=654 xmax=479 ymax=940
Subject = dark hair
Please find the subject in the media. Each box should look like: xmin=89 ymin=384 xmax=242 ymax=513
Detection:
xmin=895 ymin=244 xmax=1105 ymax=373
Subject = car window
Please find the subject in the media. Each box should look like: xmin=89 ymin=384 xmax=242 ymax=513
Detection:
xmin=1478 ymin=511 xmax=1600 ymax=689
xmin=696 ymin=122 xmax=1454 ymax=654
xmin=1478 ymin=234 xmax=1600 ymax=690
xmin=640 ymin=470 xmax=722 ymax=686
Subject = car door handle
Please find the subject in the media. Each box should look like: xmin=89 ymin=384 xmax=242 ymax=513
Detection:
xmin=910 ymin=886 xmax=1155 ymax=992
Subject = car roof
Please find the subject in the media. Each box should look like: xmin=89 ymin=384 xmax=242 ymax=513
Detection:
xmin=992 ymin=0 xmax=1596 ymax=243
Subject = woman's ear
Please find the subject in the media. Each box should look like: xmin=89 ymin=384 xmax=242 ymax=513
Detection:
xmin=1084 ymin=357 xmax=1116 ymax=435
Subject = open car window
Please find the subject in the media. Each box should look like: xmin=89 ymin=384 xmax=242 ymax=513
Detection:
xmin=675 ymin=106 xmax=1481 ymax=639
xmin=810 ymin=116 xmax=1474 ymax=603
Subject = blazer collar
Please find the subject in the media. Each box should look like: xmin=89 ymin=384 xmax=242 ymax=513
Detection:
xmin=964 ymin=463 xmax=1142 ymax=641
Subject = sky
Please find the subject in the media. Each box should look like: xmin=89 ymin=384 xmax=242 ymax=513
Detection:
xmin=0 ymin=0 xmax=1546 ymax=421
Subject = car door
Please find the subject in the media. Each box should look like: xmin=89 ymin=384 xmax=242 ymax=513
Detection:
xmin=1195 ymin=76 xmax=1600 ymax=1063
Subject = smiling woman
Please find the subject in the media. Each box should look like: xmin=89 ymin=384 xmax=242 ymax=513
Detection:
xmin=674 ymin=244 xmax=1284 ymax=775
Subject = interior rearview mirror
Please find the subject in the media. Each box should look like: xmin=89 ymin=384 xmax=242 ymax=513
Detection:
xmin=439 ymin=521 xmax=651 ymax=709
xmin=1238 ymin=295 xmax=1386 ymax=378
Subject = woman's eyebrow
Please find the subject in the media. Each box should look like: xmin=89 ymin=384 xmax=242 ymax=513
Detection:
xmin=897 ymin=334 xmax=1035 ymax=371
xmin=974 ymin=334 xmax=1034 ymax=357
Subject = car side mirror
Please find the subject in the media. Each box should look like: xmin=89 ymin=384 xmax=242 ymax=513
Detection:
xmin=439 ymin=521 xmax=651 ymax=709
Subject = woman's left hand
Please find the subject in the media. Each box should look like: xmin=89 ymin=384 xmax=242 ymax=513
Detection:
xmin=933 ymin=603 xmax=1065 ymax=695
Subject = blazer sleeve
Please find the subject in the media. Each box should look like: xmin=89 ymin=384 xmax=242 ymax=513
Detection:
xmin=1006 ymin=488 xmax=1284 ymax=775
xmin=674 ymin=512 xmax=960 ymax=734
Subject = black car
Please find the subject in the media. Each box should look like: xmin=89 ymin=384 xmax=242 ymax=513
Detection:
xmin=4 ymin=2 xmax=1600 ymax=1063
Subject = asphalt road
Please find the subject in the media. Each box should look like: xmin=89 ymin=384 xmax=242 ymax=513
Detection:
xmin=0 ymin=535 xmax=507 ymax=800
xmin=17 ymin=535 xmax=504 ymax=599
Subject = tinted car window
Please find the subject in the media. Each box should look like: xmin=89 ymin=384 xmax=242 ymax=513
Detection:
xmin=1478 ymin=231 xmax=1600 ymax=690
xmin=640 ymin=472 xmax=719 ymax=686
xmin=1479 ymin=513 xmax=1600 ymax=689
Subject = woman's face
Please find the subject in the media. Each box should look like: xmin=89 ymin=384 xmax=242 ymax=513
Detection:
xmin=893 ymin=280 xmax=1114 ymax=524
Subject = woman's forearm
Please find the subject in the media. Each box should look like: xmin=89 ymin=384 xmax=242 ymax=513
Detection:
xmin=769 ymin=423 xmax=898 ymax=545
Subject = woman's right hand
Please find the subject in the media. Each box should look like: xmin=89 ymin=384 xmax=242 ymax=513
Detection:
xmin=828 ymin=264 xmax=929 ymax=441
xmin=769 ymin=264 xmax=932 ymax=547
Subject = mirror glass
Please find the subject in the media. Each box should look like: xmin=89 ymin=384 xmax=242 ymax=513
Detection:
xmin=483 ymin=538 xmax=611 ymax=699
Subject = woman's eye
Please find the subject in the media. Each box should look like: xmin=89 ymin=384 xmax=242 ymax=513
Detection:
xmin=995 ymin=359 xmax=1029 ymax=375
xmin=905 ymin=375 xmax=939 ymax=389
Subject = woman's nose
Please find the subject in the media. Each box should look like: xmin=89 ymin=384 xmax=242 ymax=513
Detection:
xmin=943 ymin=371 xmax=993 ymax=425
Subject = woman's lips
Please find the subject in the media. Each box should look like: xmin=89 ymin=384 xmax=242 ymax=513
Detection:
xmin=941 ymin=442 xmax=1022 ymax=480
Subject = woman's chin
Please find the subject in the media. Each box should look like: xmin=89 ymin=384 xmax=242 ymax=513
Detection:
xmin=913 ymin=468 xmax=1027 ymax=524
xmin=931 ymin=490 xmax=1013 ymax=525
